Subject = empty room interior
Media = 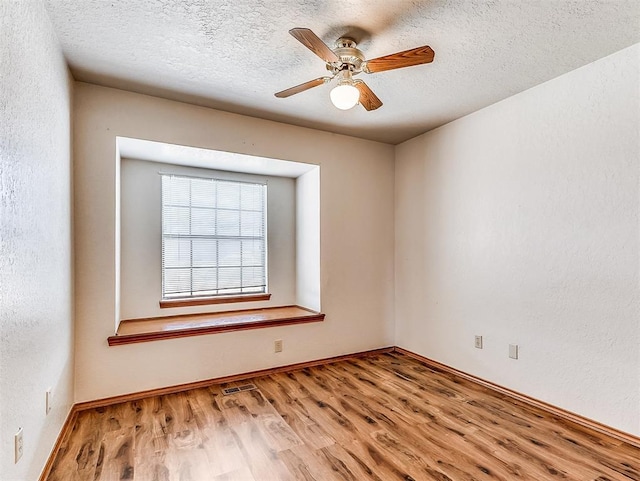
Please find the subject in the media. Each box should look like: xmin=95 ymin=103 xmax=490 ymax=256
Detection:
xmin=2 ymin=1 xmax=640 ymax=480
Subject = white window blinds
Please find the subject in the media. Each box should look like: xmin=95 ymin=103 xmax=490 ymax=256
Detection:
xmin=161 ymin=174 xmax=267 ymax=299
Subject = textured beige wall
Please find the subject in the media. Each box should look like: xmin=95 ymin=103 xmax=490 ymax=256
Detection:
xmin=73 ymin=83 xmax=395 ymax=402
xmin=395 ymin=44 xmax=640 ymax=435
xmin=0 ymin=2 xmax=74 ymax=480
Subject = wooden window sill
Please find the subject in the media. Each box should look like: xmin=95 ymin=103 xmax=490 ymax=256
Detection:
xmin=159 ymin=293 xmax=271 ymax=308
xmin=108 ymin=305 xmax=324 ymax=346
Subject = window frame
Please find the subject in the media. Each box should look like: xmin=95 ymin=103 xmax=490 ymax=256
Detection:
xmin=160 ymin=172 xmax=268 ymax=302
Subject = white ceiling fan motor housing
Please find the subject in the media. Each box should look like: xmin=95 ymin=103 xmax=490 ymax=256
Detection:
xmin=328 ymin=38 xmax=366 ymax=75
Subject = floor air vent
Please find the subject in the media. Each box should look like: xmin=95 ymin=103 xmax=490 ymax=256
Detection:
xmin=222 ymin=383 xmax=258 ymax=395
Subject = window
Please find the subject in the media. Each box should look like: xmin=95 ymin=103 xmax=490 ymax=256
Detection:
xmin=161 ymin=174 xmax=267 ymax=300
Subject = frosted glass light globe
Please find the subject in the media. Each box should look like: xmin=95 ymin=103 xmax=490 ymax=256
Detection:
xmin=330 ymin=84 xmax=360 ymax=110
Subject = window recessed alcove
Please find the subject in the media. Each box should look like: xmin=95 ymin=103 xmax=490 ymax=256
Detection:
xmin=111 ymin=137 xmax=321 ymax=343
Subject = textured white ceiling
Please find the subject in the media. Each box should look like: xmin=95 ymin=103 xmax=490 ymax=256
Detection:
xmin=43 ymin=0 xmax=640 ymax=144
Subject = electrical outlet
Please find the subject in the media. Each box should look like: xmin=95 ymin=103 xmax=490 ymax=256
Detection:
xmin=274 ymin=339 xmax=283 ymax=353
xmin=474 ymin=335 xmax=483 ymax=349
xmin=46 ymin=388 xmax=53 ymax=414
xmin=509 ymin=344 xmax=519 ymax=359
xmin=15 ymin=428 xmax=23 ymax=463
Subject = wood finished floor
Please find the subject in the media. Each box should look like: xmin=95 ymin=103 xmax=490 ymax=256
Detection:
xmin=47 ymin=352 xmax=640 ymax=480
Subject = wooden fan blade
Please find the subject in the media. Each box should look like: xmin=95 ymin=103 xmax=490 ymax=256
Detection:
xmin=364 ymin=45 xmax=434 ymax=73
xmin=275 ymin=77 xmax=329 ymax=98
xmin=289 ymin=28 xmax=340 ymax=64
xmin=355 ymin=81 xmax=382 ymax=111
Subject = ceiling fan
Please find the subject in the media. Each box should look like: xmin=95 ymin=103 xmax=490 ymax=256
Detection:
xmin=275 ymin=28 xmax=435 ymax=111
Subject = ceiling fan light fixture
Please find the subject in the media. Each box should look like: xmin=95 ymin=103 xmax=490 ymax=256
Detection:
xmin=330 ymin=83 xmax=360 ymax=110
xmin=277 ymin=28 xmax=433 ymax=112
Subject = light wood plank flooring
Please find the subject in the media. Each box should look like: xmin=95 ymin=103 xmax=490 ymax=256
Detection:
xmin=47 ymin=352 xmax=639 ymax=480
